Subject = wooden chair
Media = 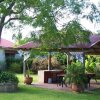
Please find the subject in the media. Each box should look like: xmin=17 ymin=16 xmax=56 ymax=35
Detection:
xmin=57 ymin=74 xmax=67 ymax=87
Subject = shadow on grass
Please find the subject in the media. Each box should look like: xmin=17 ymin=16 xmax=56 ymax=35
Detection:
xmin=17 ymin=84 xmax=100 ymax=95
xmin=17 ymin=84 xmax=61 ymax=95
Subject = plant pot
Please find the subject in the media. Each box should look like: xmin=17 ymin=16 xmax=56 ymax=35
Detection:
xmin=24 ymin=77 xmax=33 ymax=85
xmin=71 ymin=83 xmax=84 ymax=92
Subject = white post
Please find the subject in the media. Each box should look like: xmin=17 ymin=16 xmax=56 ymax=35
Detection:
xmin=64 ymin=53 xmax=69 ymax=68
xmin=48 ymin=51 xmax=51 ymax=70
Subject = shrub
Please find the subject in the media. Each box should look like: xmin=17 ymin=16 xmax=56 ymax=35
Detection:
xmin=8 ymin=63 xmax=22 ymax=73
xmin=85 ymin=56 xmax=96 ymax=73
xmin=0 ymin=61 xmax=6 ymax=70
xmin=0 ymin=71 xmax=19 ymax=83
xmin=55 ymin=52 xmax=67 ymax=65
xmin=32 ymin=56 xmax=61 ymax=73
xmin=6 ymin=56 xmax=23 ymax=73
xmin=95 ymin=63 xmax=100 ymax=79
xmin=65 ymin=61 xmax=86 ymax=86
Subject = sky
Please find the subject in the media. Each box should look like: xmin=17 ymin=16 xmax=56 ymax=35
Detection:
xmin=2 ymin=26 xmax=34 ymax=42
xmin=1 ymin=0 xmax=100 ymax=42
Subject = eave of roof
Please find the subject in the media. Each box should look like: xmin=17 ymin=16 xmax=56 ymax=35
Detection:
xmin=17 ymin=34 xmax=100 ymax=55
xmin=0 ymin=38 xmax=14 ymax=48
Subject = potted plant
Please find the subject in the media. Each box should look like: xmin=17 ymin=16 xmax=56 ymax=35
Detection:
xmin=24 ymin=61 xmax=33 ymax=85
xmin=65 ymin=61 xmax=87 ymax=92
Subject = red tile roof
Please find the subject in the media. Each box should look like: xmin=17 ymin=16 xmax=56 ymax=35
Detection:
xmin=17 ymin=34 xmax=100 ymax=50
xmin=67 ymin=34 xmax=100 ymax=49
xmin=17 ymin=41 xmax=40 ymax=49
xmin=89 ymin=34 xmax=100 ymax=48
xmin=0 ymin=38 xmax=14 ymax=48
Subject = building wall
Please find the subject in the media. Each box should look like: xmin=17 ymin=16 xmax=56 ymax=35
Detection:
xmin=0 ymin=49 xmax=6 ymax=70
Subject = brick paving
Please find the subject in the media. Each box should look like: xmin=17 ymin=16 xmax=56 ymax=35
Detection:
xmin=31 ymin=80 xmax=100 ymax=92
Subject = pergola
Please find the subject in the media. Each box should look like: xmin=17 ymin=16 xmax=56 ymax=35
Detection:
xmin=17 ymin=34 xmax=100 ymax=75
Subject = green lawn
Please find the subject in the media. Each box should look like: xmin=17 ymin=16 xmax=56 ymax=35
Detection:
xmin=16 ymin=74 xmax=38 ymax=84
xmin=0 ymin=74 xmax=100 ymax=100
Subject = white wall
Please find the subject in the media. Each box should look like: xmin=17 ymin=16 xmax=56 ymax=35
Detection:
xmin=0 ymin=49 xmax=6 ymax=70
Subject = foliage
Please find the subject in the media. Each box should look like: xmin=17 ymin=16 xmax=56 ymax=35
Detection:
xmin=0 ymin=61 xmax=6 ymax=70
xmin=0 ymin=0 xmax=58 ymax=36
xmin=83 ymin=2 xmax=100 ymax=23
xmin=25 ymin=58 xmax=34 ymax=77
xmin=0 ymin=0 xmax=38 ymax=37
xmin=1 ymin=0 xmax=94 ymax=49
xmin=0 ymin=0 xmax=96 ymax=53
xmin=65 ymin=61 xmax=86 ymax=86
xmin=8 ymin=62 xmax=22 ymax=73
xmin=12 ymin=33 xmax=22 ymax=46
xmin=61 ymin=20 xmax=91 ymax=46
xmin=38 ymin=20 xmax=91 ymax=49
xmin=32 ymin=0 xmax=93 ymax=49
xmin=6 ymin=56 xmax=23 ymax=73
xmin=0 ymin=71 xmax=19 ymax=83
xmin=95 ymin=56 xmax=100 ymax=63
xmin=85 ymin=55 xmax=96 ymax=73
xmin=13 ymin=32 xmax=39 ymax=46
xmin=31 ymin=50 xmax=48 ymax=58
xmin=32 ymin=56 xmax=61 ymax=73
xmin=95 ymin=63 xmax=100 ymax=79
xmin=12 ymin=33 xmax=22 ymax=41
xmin=0 ymin=0 xmax=99 ymax=40
xmin=55 ymin=52 xmax=67 ymax=65
xmin=25 ymin=50 xmax=48 ymax=73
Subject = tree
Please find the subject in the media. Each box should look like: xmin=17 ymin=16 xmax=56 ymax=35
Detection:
xmin=12 ymin=31 xmax=39 ymax=46
xmin=0 ymin=0 xmax=99 ymax=47
xmin=0 ymin=0 xmax=36 ymax=38
xmin=61 ymin=20 xmax=91 ymax=46
xmin=12 ymin=32 xmax=22 ymax=45
xmin=83 ymin=2 xmax=100 ymax=23
xmin=32 ymin=0 xmax=92 ymax=49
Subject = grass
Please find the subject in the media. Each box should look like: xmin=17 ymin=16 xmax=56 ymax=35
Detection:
xmin=16 ymin=74 xmax=38 ymax=84
xmin=0 ymin=74 xmax=100 ymax=100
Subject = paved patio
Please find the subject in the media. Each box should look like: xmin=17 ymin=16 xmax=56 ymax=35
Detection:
xmin=31 ymin=80 xmax=100 ymax=92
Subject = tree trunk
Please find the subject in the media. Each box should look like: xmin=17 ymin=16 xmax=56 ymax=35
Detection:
xmin=0 ymin=15 xmax=6 ymax=39
xmin=0 ymin=1 xmax=15 ymax=38
xmin=0 ymin=26 xmax=3 ymax=39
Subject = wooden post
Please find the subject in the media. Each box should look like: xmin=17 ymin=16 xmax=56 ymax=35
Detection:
xmin=66 ymin=52 xmax=70 ymax=74
xmin=67 ymin=53 xmax=69 ymax=68
xmin=82 ymin=52 xmax=85 ymax=73
xmin=65 ymin=53 xmax=69 ymax=68
xmin=23 ymin=60 xmax=26 ymax=77
xmin=48 ymin=51 xmax=51 ymax=70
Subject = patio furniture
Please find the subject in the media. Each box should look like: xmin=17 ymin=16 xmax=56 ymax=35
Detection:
xmin=57 ymin=74 xmax=67 ymax=87
xmin=85 ymin=73 xmax=97 ymax=87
